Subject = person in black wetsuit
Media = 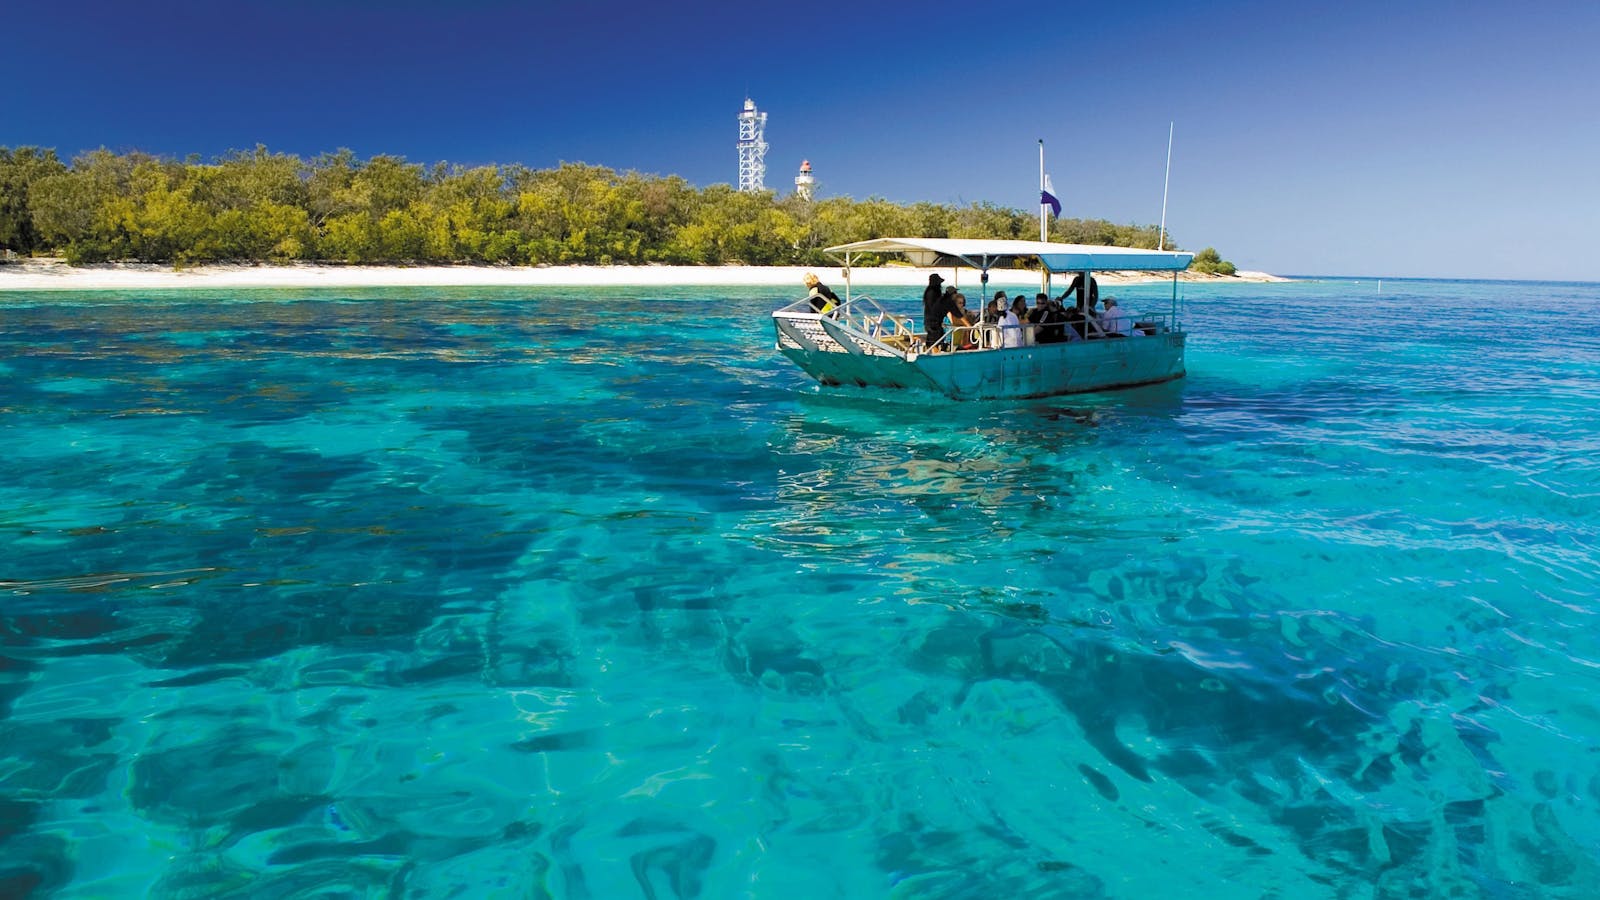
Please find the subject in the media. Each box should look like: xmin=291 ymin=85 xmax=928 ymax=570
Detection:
xmin=803 ymin=272 xmax=840 ymax=313
xmin=922 ymin=273 xmax=950 ymax=348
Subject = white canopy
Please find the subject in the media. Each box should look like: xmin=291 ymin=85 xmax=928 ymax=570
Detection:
xmin=823 ymin=237 xmax=1193 ymax=273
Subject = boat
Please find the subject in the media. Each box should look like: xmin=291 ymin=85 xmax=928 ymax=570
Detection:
xmin=772 ymin=237 xmax=1195 ymax=400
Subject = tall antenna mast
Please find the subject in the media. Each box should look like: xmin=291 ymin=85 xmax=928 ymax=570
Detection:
xmin=1159 ymin=121 xmax=1173 ymax=250
xmin=737 ymin=98 xmax=768 ymax=192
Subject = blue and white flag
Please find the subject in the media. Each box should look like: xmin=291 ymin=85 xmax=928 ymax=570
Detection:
xmin=1040 ymin=175 xmax=1061 ymax=219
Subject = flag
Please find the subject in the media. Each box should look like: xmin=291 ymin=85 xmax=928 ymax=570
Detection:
xmin=1040 ymin=175 xmax=1061 ymax=219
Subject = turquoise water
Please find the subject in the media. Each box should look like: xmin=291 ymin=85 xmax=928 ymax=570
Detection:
xmin=2 ymin=278 xmax=1599 ymax=897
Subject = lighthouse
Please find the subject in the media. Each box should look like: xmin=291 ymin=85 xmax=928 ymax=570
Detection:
xmin=794 ymin=160 xmax=815 ymax=201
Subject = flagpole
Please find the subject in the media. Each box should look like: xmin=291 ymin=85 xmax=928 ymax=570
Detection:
xmin=1159 ymin=122 xmax=1173 ymax=251
xmin=1039 ymin=139 xmax=1050 ymax=298
xmin=1038 ymin=139 xmax=1047 ymax=242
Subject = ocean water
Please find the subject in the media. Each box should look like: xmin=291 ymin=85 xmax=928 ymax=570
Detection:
xmin=1 ymin=277 xmax=1598 ymax=898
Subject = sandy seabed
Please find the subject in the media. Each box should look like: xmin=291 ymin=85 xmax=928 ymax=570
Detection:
xmin=0 ymin=258 xmax=1288 ymax=292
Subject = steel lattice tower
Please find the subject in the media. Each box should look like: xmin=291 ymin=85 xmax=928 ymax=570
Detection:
xmin=737 ymin=98 xmax=768 ymax=192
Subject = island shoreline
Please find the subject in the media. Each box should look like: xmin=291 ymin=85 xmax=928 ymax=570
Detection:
xmin=0 ymin=259 xmax=1289 ymax=292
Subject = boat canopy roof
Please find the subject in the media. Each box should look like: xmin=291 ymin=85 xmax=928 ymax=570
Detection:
xmin=824 ymin=237 xmax=1193 ymax=273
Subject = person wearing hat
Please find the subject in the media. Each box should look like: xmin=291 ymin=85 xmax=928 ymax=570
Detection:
xmin=922 ymin=273 xmax=951 ymax=349
xmin=802 ymin=272 xmax=840 ymax=314
xmin=1100 ymin=296 xmax=1132 ymax=337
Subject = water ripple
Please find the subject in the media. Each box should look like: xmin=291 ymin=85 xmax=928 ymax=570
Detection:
xmin=2 ymin=280 xmax=1599 ymax=896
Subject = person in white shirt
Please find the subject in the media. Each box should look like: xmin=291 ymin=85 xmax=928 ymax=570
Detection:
xmin=999 ymin=304 xmax=1022 ymax=348
xmin=1101 ymin=296 xmax=1134 ymax=337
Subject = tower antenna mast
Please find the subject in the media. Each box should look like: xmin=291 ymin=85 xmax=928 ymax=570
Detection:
xmin=737 ymin=98 xmax=768 ymax=192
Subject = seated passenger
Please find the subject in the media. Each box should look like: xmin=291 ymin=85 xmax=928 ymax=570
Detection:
xmin=949 ymin=292 xmax=976 ymax=348
xmin=1037 ymin=297 xmax=1070 ymax=344
xmin=1028 ymin=292 xmax=1050 ymax=325
xmin=1081 ymin=296 xmax=1107 ymax=338
xmin=1100 ymin=296 xmax=1133 ymax=337
xmin=1010 ymin=296 xmax=1034 ymax=344
xmin=1060 ymin=297 xmax=1083 ymax=338
xmin=999 ymin=302 xmax=1023 ymax=348
xmin=982 ymin=294 xmax=1005 ymax=325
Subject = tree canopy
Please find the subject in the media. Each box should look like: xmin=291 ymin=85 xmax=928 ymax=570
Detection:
xmin=1188 ymin=247 xmax=1237 ymax=276
xmin=0 ymin=145 xmax=1237 ymax=272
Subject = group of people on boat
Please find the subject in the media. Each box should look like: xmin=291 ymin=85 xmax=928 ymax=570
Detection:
xmin=919 ymin=273 xmax=1136 ymax=351
xmin=800 ymin=270 xmax=1144 ymax=353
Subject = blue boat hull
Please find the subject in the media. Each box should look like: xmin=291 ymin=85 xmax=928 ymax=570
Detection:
xmin=773 ymin=312 xmax=1185 ymax=400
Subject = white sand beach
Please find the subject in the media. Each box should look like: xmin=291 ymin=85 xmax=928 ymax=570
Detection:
xmin=0 ymin=258 xmax=1288 ymax=292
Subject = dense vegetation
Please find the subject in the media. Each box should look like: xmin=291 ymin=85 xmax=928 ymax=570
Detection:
xmin=1187 ymin=247 xmax=1236 ymax=276
xmin=0 ymin=146 xmax=1236 ymax=271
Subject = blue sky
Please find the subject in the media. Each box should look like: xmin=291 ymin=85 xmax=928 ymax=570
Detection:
xmin=5 ymin=0 xmax=1597 ymax=279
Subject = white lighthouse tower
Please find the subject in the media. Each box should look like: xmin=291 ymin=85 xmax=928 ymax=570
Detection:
xmin=737 ymin=98 xmax=768 ymax=193
xmin=794 ymin=159 xmax=815 ymax=201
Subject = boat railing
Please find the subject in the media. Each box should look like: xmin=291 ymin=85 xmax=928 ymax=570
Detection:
xmin=778 ymin=294 xmax=1181 ymax=355
xmin=776 ymin=293 xmax=896 ymax=329
xmin=939 ymin=311 xmax=1180 ymax=351
xmin=775 ymin=295 xmax=825 ymax=315
xmin=1126 ymin=312 xmax=1179 ymax=336
xmin=778 ymin=293 xmax=917 ymax=338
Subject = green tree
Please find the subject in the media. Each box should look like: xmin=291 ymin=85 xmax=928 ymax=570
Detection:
xmin=668 ymin=185 xmax=805 ymax=265
xmin=0 ymin=146 xmax=68 ymax=255
xmin=951 ymin=201 xmax=1026 ymax=239
xmin=211 ymin=203 xmax=314 ymax=260
xmin=29 ymin=149 xmax=146 ymax=262
xmin=514 ymin=162 xmax=656 ymax=264
xmin=8 ymin=144 xmax=1230 ymax=269
xmin=376 ymin=207 xmax=430 ymax=261
xmin=617 ymin=171 xmax=697 ymax=263
xmin=117 ymin=157 xmax=212 ymax=262
xmin=306 ymin=149 xmax=360 ymax=228
xmin=321 ymin=212 xmax=375 ymax=263
xmin=426 ymin=165 xmax=517 ymax=261
xmin=1188 ymin=247 xmax=1237 ymax=276
xmin=356 ymin=155 xmax=427 ymax=217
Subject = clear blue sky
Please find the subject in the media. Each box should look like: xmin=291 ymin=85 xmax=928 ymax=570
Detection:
xmin=5 ymin=0 xmax=1597 ymax=280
